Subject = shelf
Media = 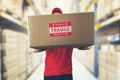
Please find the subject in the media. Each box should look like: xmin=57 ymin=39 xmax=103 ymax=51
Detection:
xmin=111 ymin=40 xmax=120 ymax=45
xmin=95 ymin=14 xmax=120 ymax=31
xmin=97 ymin=14 xmax=120 ymax=44
xmin=101 ymin=14 xmax=120 ymax=28
xmin=0 ymin=11 xmax=26 ymax=28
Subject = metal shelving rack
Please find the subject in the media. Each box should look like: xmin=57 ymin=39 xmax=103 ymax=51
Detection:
xmin=0 ymin=11 xmax=25 ymax=27
xmin=82 ymin=0 xmax=99 ymax=79
xmin=81 ymin=0 xmax=120 ymax=79
xmin=0 ymin=8 xmax=27 ymax=80
xmin=0 ymin=5 xmax=24 ymax=79
xmin=94 ymin=1 xmax=120 ymax=80
xmin=0 ymin=0 xmax=39 ymax=80
xmin=97 ymin=16 xmax=120 ymax=45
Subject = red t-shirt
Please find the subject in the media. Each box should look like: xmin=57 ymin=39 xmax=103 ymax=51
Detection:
xmin=44 ymin=48 xmax=73 ymax=76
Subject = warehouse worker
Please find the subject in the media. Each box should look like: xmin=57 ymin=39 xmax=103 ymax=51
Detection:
xmin=34 ymin=7 xmax=91 ymax=80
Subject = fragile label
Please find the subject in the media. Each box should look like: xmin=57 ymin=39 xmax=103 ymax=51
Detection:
xmin=49 ymin=22 xmax=72 ymax=37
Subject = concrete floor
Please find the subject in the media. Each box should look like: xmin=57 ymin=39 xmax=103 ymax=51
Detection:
xmin=27 ymin=50 xmax=95 ymax=80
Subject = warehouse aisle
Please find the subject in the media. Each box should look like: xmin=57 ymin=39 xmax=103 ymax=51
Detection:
xmin=27 ymin=53 xmax=95 ymax=80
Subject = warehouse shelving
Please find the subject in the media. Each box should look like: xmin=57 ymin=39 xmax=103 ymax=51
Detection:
xmin=0 ymin=0 xmax=41 ymax=80
xmin=96 ymin=14 xmax=120 ymax=31
xmin=78 ymin=0 xmax=120 ymax=80
xmin=0 ymin=11 xmax=26 ymax=28
xmin=97 ymin=14 xmax=120 ymax=43
xmin=100 ymin=15 xmax=120 ymax=27
xmin=0 ymin=10 xmax=27 ymax=80
xmin=95 ymin=0 xmax=120 ymax=80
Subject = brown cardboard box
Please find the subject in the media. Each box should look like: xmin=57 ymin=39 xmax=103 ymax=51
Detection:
xmin=28 ymin=12 xmax=94 ymax=49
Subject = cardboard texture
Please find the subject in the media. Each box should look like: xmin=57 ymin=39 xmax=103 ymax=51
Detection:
xmin=28 ymin=12 xmax=94 ymax=49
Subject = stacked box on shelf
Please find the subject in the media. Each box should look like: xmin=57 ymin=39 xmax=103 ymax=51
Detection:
xmin=106 ymin=52 xmax=118 ymax=80
xmin=97 ymin=0 xmax=120 ymax=22
xmin=2 ymin=29 xmax=19 ymax=80
xmin=26 ymin=48 xmax=41 ymax=76
xmin=98 ymin=51 xmax=107 ymax=80
xmin=97 ymin=0 xmax=113 ymax=22
xmin=99 ymin=50 xmax=120 ymax=80
xmin=118 ymin=50 xmax=120 ymax=80
xmin=32 ymin=53 xmax=40 ymax=69
xmin=115 ymin=44 xmax=120 ymax=80
xmin=86 ymin=46 xmax=94 ymax=73
xmin=17 ymin=32 xmax=27 ymax=80
xmin=0 ymin=0 xmax=23 ymax=18
xmin=0 ymin=27 xmax=2 ymax=80
xmin=26 ymin=49 xmax=34 ymax=75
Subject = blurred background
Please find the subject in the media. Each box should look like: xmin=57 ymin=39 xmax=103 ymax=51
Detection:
xmin=0 ymin=0 xmax=120 ymax=80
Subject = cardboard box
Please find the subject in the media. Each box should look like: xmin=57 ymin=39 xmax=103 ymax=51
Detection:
xmin=28 ymin=12 xmax=94 ymax=49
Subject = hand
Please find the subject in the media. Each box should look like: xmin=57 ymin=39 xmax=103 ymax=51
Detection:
xmin=83 ymin=46 xmax=91 ymax=50
xmin=78 ymin=46 xmax=92 ymax=50
xmin=33 ymin=48 xmax=45 ymax=53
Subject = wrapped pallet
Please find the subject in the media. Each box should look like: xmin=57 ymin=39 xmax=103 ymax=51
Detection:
xmin=2 ymin=29 xmax=19 ymax=80
xmin=99 ymin=50 xmax=120 ymax=80
xmin=17 ymin=32 xmax=27 ymax=80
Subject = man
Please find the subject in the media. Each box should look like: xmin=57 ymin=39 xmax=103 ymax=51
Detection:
xmin=34 ymin=7 xmax=91 ymax=80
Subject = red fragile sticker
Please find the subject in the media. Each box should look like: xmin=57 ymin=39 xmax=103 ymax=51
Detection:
xmin=49 ymin=22 xmax=72 ymax=37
